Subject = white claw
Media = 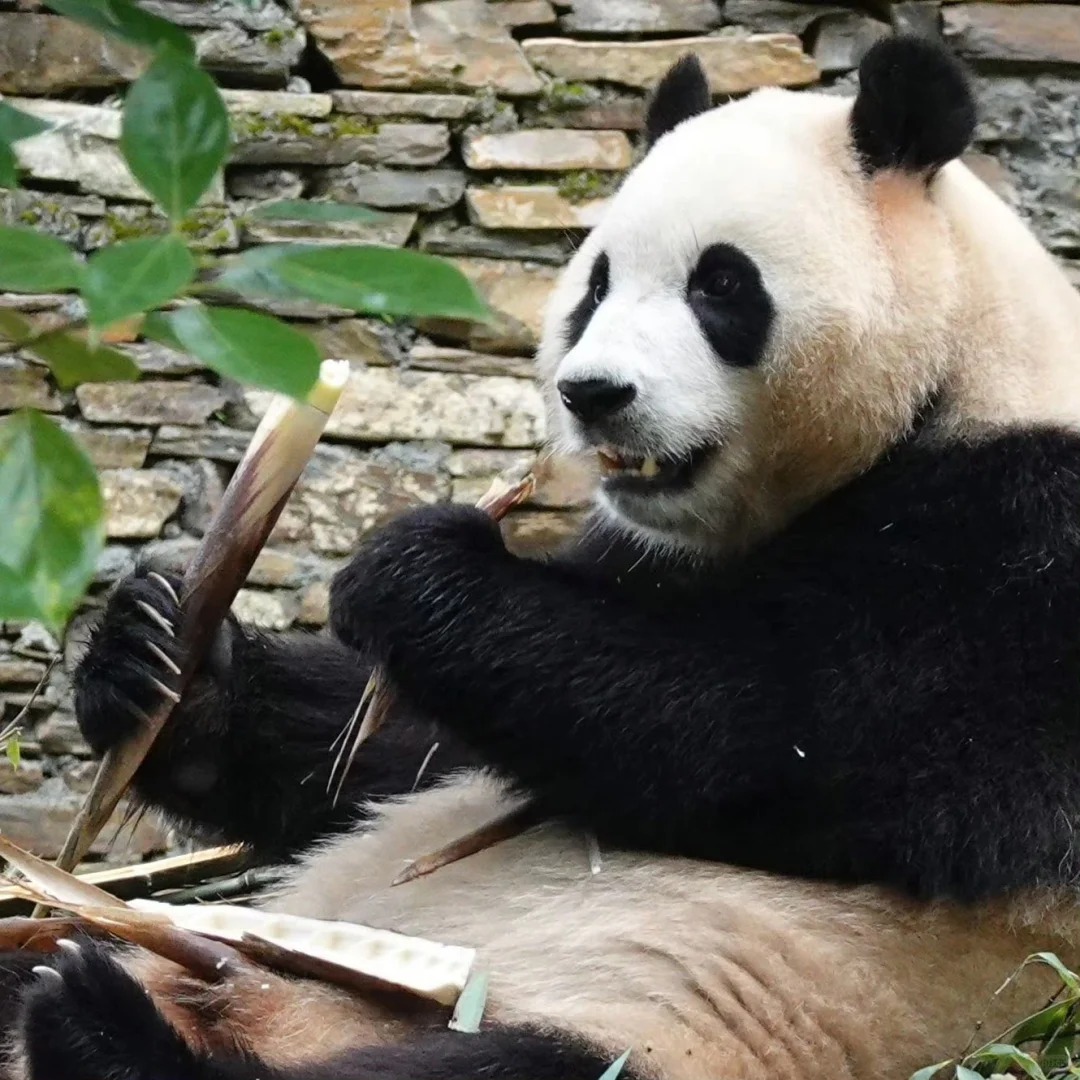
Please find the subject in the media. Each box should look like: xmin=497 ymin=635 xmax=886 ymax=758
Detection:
xmin=55 ymin=939 xmax=82 ymax=956
xmin=146 ymin=640 xmax=181 ymax=677
xmin=136 ymin=600 xmax=176 ymax=637
xmin=148 ymin=571 xmax=180 ymax=607
xmin=32 ymin=966 xmax=63 ymax=983
xmin=149 ymin=676 xmax=182 ymax=705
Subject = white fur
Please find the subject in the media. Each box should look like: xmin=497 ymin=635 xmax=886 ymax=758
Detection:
xmin=539 ymin=87 xmax=1080 ymax=554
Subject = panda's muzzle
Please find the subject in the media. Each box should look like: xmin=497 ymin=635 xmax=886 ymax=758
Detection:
xmin=596 ymin=443 xmax=714 ymax=491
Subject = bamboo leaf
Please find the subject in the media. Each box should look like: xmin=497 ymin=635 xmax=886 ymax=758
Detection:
xmin=0 ymin=411 xmax=104 ymax=631
xmin=0 ymin=227 xmax=81 ymax=292
xmin=121 ymin=51 xmax=229 ymax=220
xmin=1026 ymin=952 xmax=1080 ymax=993
xmin=964 ymin=1044 xmax=1047 ymax=1080
xmin=226 ymin=245 xmax=491 ymax=322
xmin=45 ymin=0 xmax=194 ymax=56
xmin=597 ymin=1051 xmax=632 ymax=1080
xmin=248 ymin=200 xmax=385 ymax=224
xmin=910 ymin=1064 xmax=953 ymax=1080
xmin=145 ymin=305 xmax=320 ymax=398
xmin=81 ymin=235 xmax=196 ymax=329
xmin=27 ymin=331 xmax=140 ymax=388
xmin=6 ymin=736 xmax=21 ymax=770
xmin=448 ymin=972 xmax=488 ymax=1033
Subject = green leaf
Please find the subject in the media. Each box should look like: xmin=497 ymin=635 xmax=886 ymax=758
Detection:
xmin=596 ymin=1051 xmax=631 ymax=1080
xmin=0 ymin=410 xmax=104 ymax=632
xmin=214 ymin=243 xmax=323 ymax=300
xmin=81 ymin=235 xmax=196 ymax=329
xmin=5 ymin=734 xmax=20 ymax=770
xmin=121 ymin=51 xmax=230 ymax=221
xmin=0 ymin=308 xmax=34 ymax=346
xmin=0 ymin=102 xmax=52 ymax=146
xmin=954 ymin=1068 xmax=983 ymax=1080
xmin=45 ymin=0 xmax=194 ymax=56
xmin=0 ymin=143 xmax=17 ymax=189
xmin=965 ymin=1044 xmax=1047 ymax=1080
xmin=27 ymin=331 xmax=139 ymax=389
xmin=0 ymin=227 xmax=81 ymax=292
xmin=448 ymin=972 xmax=488 ymax=1034
xmin=145 ymin=305 xmax=320 ymax=398
xmin=232 ymin=246 xmax=492 ymax=322
xmin=1026 ymin=953 xmax=1080 ymax=993
xmin=910 ymin=1064 xmax=953 ymax=1080
xmin=248 ymin=200 xmax=386 ymax=224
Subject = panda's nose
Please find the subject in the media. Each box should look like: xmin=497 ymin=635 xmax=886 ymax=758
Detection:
xmin=557 ymin=378 xmax=637 ymax=424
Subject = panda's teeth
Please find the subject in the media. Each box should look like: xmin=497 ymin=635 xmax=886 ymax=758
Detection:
xmin=640 ymin=456 xmax=660 ymax=479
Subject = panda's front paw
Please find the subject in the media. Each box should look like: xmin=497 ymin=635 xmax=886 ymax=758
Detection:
xmin=19 ymin=939 xmax=207 ymax=1080
xmin=329 ymin=504 xmax=506 ymax=659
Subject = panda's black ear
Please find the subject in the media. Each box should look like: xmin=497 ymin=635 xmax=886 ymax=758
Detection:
xmin=850 ymin=35 xmax=976 ymax=177
xmin=645 ymin=54 xmax=712 ymax=150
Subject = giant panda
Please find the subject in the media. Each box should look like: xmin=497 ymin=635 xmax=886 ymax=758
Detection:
xmin=7 ymin=32 xmax=1080 ymax=1080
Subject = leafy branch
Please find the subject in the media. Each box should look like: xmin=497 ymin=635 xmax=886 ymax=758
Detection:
xmin=913 ymin=954 xmax=1080 ymax=1080
xmin=0 ymin=0 xmax=492 ymax=635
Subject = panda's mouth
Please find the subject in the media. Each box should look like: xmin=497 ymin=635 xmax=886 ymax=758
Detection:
xmin=596 ymin=443 xmax=714 ymax=492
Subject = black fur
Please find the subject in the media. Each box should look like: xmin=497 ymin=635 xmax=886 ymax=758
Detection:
xmin=325 ymin=428 xmax=1080 ymax=902
xmin=10 ymin=939 xmax=630 ymax=1080
xmin=645 ymin=53 xmax=712 ymax=149
xmin=75 ymin=429 xmax=1080 ymax=901
xmin=16 ymin=941 xmax=251 ymax=1080
xmin=563 ymin=251 xmax=609 ymax=351
xmin=687 ymin=243 xmax=774 ymax=368
xmin=851 ymin=35 xmax=976 ymax=175
xmin=74 ymin=568 xmax=482 ymax=860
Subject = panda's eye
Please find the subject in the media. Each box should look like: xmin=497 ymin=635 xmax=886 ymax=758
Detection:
xmin=700 ymin=268 xmax=740 ymax=300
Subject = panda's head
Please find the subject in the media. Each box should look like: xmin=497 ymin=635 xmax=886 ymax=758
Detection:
xmin=538 ymin=36 xmax=983 ymax=553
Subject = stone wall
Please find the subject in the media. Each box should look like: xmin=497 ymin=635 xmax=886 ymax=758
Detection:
xmin=1 ymin=0 xmax=1079 ymax=862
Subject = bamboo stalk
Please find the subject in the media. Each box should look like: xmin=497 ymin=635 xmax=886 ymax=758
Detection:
xmin=43 ymin=361 xmax=351 ymax=897
xmin=391 ymin=802 xmax=543 ymax=887
xmin=328 ymin=472 xmax=536 ymax=803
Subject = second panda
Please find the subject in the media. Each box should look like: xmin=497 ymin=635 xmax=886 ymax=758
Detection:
xmin=10 ymin=33 xmax=1080 ymax=1080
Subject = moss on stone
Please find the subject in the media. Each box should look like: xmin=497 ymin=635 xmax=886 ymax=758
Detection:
xmin=557 ymin=170 xmax=615 ymax=204
xmin=541 ymin=79 xmax=600 ymax=113
xmin=233 ymin=112 xmax=323 ymax=140
xmin=103 ymin=212 xmax=164 ymax=242
xmin=330 ymin=115 xmax=381 ymax=137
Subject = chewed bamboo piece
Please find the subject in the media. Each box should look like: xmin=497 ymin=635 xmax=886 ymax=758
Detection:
xmin=131 ymin=900 xmax=475 ymax=1005
xmin=47 ymin=360 xmax=351 ymax=891
xmin=0 ymin=832 xmax=474 ymax=1004
xmin=328 ymin=472 xmax=536 ymax=804
xmin=0 ymin=833 xmax=249 ymax=982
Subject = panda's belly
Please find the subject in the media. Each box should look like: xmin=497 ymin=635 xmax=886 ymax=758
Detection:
xmin=268 ymin=772 xmax=1080 ymax=1080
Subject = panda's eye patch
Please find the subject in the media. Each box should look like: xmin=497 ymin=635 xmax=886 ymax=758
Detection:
xmin=687 ymin=243 xmax=773 ymax=368
xmin=563 ymin=251 xmax=610 ymax=350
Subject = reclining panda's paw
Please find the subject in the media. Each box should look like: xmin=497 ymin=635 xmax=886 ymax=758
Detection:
xmin=19 ymin=938 xmax=206 ymax=1080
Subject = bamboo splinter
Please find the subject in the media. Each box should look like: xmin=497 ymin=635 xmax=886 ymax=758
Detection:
xmin=328 ymin=472 xmax=536 ymax=804
xmin=43 ymin=360 xmax=351 ymax=902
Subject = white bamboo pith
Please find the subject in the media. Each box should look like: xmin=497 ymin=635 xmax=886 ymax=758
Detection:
xmin=0 ymin=830 xmax=474 ymax=1004
xmin=131 ymin=899 xmax=476 ymax=1006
